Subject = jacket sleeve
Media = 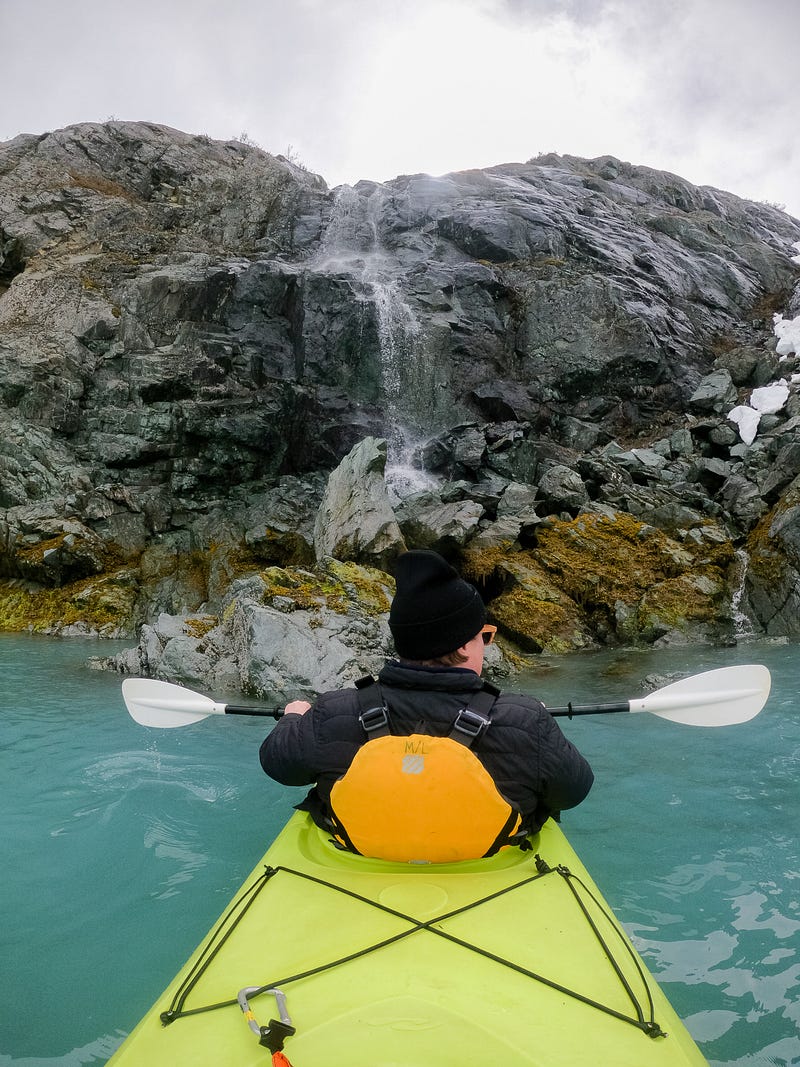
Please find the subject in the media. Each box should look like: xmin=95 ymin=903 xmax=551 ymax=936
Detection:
xmin=259 ymin=711 xmax=319 ymax=787
xmin=536 ymin=710 xmax=594 ymax=815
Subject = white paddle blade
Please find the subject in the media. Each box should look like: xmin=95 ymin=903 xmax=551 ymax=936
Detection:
xmin=630 ymin=664 xmax=771 ymax=727
xmin=122 ymin=678 xmax=225 ymax=728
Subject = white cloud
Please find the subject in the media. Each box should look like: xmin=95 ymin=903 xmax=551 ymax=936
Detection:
xmin=1 ymin=0 xmax=798 ymax=217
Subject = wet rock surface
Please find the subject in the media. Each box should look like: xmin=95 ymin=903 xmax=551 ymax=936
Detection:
xmin=2 ymin=122 xmax=800 ymax=692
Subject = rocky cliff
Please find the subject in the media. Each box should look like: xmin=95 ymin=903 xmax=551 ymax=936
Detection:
xmin=2 ymin=121 xmax=799 ymax=695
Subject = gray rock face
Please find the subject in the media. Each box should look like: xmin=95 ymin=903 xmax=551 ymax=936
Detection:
xmin=100 ymin=560 xmax=395 ymax=698
xmin=3 ymin=121 xmax=800 ymax=670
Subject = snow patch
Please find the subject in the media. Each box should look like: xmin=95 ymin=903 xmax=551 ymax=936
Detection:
xmin=727 ymin=246 xmax=800 ymax=445
xmin=727 ymin=381 xmax=789 ymax=445
xmin=774 ymin=312 xmax=800 ymax=358
xmin=728 ymin=405 xmax=761 ymax=445
xmin=750 ymin=381 xmax=790 ymax=414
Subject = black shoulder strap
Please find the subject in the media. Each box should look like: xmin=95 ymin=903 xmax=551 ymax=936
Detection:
xmin=449 ymin=681 xmax=501 ymax=749
xmin=354 ymin=676 xmax=391 ymax=738
xmin=354 ymin=676 xmax=501 ymax=747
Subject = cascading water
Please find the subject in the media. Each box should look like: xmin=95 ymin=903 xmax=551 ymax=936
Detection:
xmin=312 ymin=184 xmax=437 ymax=499
xmin=730 ymin=548 xmax=757 ymax=638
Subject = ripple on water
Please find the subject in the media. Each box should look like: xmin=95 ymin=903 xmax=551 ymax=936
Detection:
xmin=0 ymin=1032 xmax=126 ymax=1066
xmin=83 ymin=749 xmax=240 ymax=803
xmin=625 ymin=852 xmax=800 ymax=1064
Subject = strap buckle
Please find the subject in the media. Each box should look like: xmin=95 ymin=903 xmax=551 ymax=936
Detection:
xmin=452 ymin=708 xmax=490 ymax=741
xmin=359 ymin=705 xmax=390 ymax=734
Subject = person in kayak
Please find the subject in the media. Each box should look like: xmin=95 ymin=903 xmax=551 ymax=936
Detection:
xmin=259 ymin=549 xmax=593 ymax=861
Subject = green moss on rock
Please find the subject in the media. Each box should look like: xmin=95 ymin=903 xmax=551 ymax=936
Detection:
xmin=0 ymin=569 xmax=139 ymax=636
xmin=466 ymin=510 xmax=736 ymax=651
xmin=257 ymin=560 xmax=394 ymax=617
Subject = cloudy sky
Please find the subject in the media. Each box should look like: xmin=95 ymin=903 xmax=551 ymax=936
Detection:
xmin=2 ymin=0 xmax=798 ymax=218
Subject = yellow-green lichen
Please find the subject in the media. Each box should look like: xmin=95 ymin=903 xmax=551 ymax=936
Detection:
xmin=490 ymin=585 xmax=593 ymax=655
xmin=256 ymin=561 xmax=394 ymax=618
xmin=0 ymin=570 xmax=138 ymax=636
xmin=467 ymin=510 xmax=736 ymax=652
xmin=326 ymin=560 xmax=394 ymax=616
xmin=258 ymin=566 xmax=346 ymax=613
xmin=746 ymin=508 xmax=789 ymax=587
xmin=183 ymin=614 xmax=218 ymax=639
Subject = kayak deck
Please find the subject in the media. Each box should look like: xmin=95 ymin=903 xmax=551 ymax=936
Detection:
xmin=108 ymin=813 xmax=708 ymax=1066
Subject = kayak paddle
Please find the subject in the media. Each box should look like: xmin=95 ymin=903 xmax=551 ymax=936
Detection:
xmin=122 ymin=664 xmax=770 ymax=730
xmin=121 ymin=677 xmax=282 ymax=728
xmin=546 ymin=663 xmax=771 ymax=726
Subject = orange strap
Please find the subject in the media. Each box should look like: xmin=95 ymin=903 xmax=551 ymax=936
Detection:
xmin=272 ymin=1053 xmax=292 ymax=1067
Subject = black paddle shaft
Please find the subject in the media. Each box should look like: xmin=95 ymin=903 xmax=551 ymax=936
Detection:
xmin=223 ymin=702 xmax=631 ymax=721
xmin=225 ymin=704 xmax=283 ymax=719
xmin=547 ymin=701 xmax=630 ymax=719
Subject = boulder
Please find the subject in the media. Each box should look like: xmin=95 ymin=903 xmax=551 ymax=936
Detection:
xmin=463 ymin=549 xmax=596 ymax=654
xmin=244 ymin=475 xmax=322 ymax=566
xmin=536 ymin=465 xmax=589 ymax=514
xmin=497 ymin=482 xmax=540 ymax=527
xmin=313 ymin=438 xmax=406 ymax=569
xmin=394 ymin=493 xmax=484 ymax=552
xmin=719 ymin=475 xmax=768 ymax=530
xmin=688 ymin=369 xmax=738 ymax=414
xmin=759 ymin=442 xmax=800 ymax=504
xmin=101 ymin=560 xmax=396 ymax=697
xmin=745 ymin=491 xmax=800 ymax=636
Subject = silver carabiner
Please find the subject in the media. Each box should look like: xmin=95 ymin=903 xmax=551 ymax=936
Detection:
xmin=238 ymin=986 xmax=295 ymax=1050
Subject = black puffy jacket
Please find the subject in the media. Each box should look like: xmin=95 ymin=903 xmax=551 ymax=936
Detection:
xmin=259 ymin=661 xmax=594 ymax=832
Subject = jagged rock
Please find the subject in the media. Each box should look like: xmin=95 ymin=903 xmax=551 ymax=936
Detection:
xmin=613 ymin=448 xmax=669 ymax=478
xmin=714 ymin=345 xmax=780 ymax=387
xmin=0 ymin=505 xmax=109 ymax=584
xmin=234 ymin=600 xmax=372 ymax=697
xmin=531 ymin=511 xmax=733 ymax=645
xmin=485 ymin=436 xmax=540 ymax=483
xmin=557 ymin=416 xmax=609 ymax=452
xmin=759 ymin=442 xmax=800 ymax=504
xmin=631 ymin=571 xmax=729 ymax=647
xmin=469 ymin=381 xmax=536 ymax=421
xmin=689 ymin=369 xmax=738 ymax=413
xmin=244 ymin=475 xmax=323 ymax=566
xmin=471 ymin=551 xmax=596 ymax=654
xmin=313 ymin=438 xmax=405 ymax=569
xmin=438 ymin=475 xmax=511 ymax=518
xmin=687 ymin=457 xmax=733 ymax=492
xmin=101 ymin=560 xmax=395 ymax=697
xmin=745 ymin=480 xmax=800 ymax=636
xmin=719 ymin=475 xmax=767 ymax=530
xmin=468 ymin=517 xmax=525 ymax=550
xmin=422 ymin=424 xmax=488 ymax=477
xmin=497 ymin=482 xmax=540 ymax=524
xmin=536 ymin=464 xmax=589 ymax=513
xmin=395 ymin=492 xmax=484 ymax=552
xmin=669 ymin=427 xmax=695 ymax=456
xmin=706 ymin=422 xmax=738 ymax=448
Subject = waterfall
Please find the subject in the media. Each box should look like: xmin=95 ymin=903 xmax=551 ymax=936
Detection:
xmin=313 ymin=185 xmax=437 ymax=498
xmin=731 ymin=548 xmax=756 ymax=638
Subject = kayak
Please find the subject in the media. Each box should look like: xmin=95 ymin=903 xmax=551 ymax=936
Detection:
xmin=107 ymin=811 xmax=708 ymax=1066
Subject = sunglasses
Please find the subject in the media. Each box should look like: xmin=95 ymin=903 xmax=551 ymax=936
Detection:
xmin=481 ymin=624 xmax=497 ymax=646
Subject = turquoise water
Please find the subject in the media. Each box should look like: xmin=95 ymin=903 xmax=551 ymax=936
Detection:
xmin=1 ymin=633 xmax=798 ymax=1066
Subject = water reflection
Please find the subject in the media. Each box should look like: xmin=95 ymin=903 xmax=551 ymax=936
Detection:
xmin=3 ymin=635 xmax=799 ymax=1066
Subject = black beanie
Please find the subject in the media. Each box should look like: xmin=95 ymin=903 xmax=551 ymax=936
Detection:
xmin=389 ymin=550 xmax=486 ymax=660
